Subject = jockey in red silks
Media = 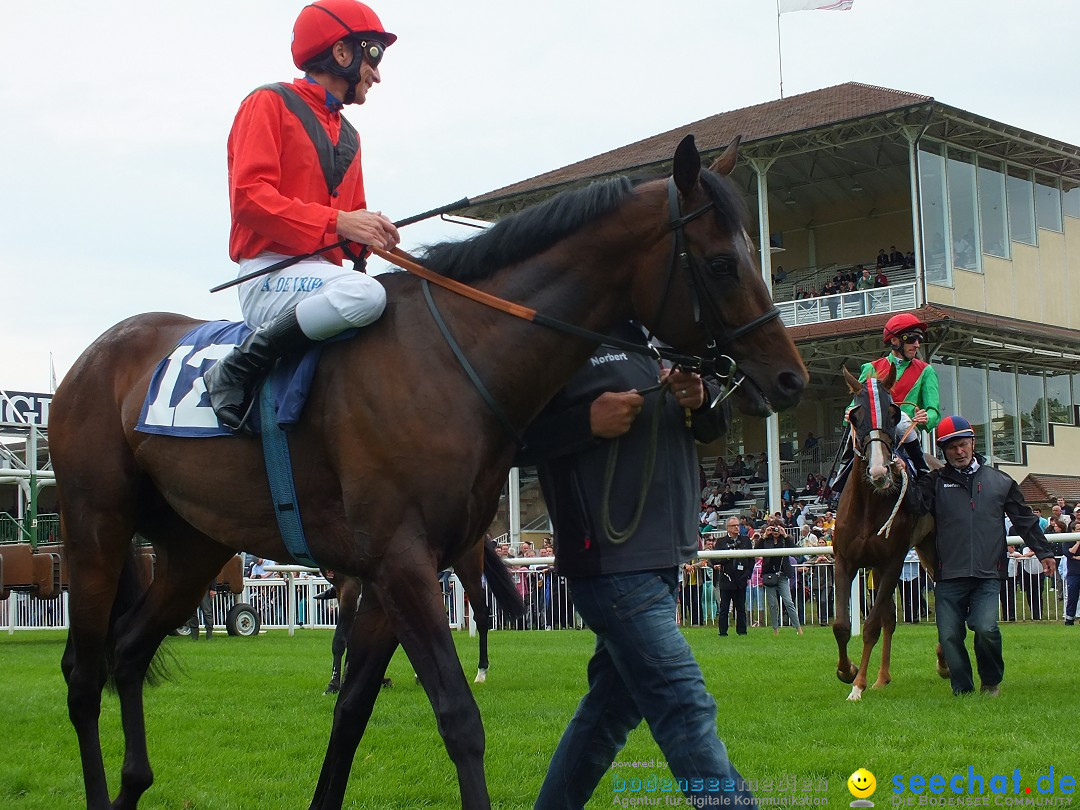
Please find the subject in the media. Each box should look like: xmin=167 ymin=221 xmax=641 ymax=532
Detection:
xmin=204 ymin=0 xmax=400 ymax=432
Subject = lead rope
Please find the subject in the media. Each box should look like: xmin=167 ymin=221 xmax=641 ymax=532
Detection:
xmin=600 ymin=379 xmax=673 ymax=545
xmin=877 ymin=461 xmax=910 ymax=539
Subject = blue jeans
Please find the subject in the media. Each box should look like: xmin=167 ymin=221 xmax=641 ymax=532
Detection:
xmin=764 ymin=577 xmax=801 ymax=631
xmin=534 ymin=569 xmax=754 ymax=809
xmin=934 ymin=578 xmax=1004 ymax=694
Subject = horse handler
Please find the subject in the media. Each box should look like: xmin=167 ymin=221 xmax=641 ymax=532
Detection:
xmin=903 ymin=415 xmax=1057 ymax=696
xmin=519 ymin=323 xmax=755 ymax=809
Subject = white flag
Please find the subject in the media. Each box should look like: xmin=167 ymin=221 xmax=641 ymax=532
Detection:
xmin=779 ymin=0 xmax=854 ymax=12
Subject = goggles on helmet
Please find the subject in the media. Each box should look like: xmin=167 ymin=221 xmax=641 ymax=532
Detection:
xmin=357 ymin=38 xmax=386 ymax=68
xmin=898 ymin=331 xmax=925 ymax=345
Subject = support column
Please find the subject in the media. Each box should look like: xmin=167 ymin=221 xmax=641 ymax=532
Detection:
xmin=508 ymin=466 xmax=521 ymax=551
xmin=751 ymin=159 xmax=783 ymax=516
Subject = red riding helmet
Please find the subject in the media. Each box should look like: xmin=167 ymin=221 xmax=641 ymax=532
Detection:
xmin=292 ymin=0 xmax=397 ymax=70
xmin=882 ymin=313 xmax=928 ymax=344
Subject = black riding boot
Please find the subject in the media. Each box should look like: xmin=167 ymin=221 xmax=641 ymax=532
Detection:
xmin=902 ymin=438 xmax=930 ymax=477
xmin=204 ymin=308 xmax=313 ymax=433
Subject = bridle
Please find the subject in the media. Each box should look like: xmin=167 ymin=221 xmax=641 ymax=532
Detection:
xmin=643 ymin=177 xmax=780 ymax=404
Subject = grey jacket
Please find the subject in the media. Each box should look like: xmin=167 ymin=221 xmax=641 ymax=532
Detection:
xmin=518 ymin=324 xmax=728 ymax=579
xmin=904 ymin=454 xmax=1054 ymax=580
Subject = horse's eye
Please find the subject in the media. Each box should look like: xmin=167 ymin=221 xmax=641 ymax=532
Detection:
xmin=706 ymin=255 xmax=737 ymax=277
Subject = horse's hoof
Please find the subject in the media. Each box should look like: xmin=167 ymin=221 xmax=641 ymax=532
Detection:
xmin=382 ymin=678 xmax=394 ymax=689
xmin=837 ymin=667 xmax=857 ymax=685
xmin=847 ymin=685 xmax=864 ymax=701
xmin=871 ymin=678 xmax=891 ymax=689
xmin=937 ymin=666 xmax=951 ymax=680
xmin=474 ymin=668 xmax=488 ymax=684
xmin=323 ymin=682 xmax=340 ymax=695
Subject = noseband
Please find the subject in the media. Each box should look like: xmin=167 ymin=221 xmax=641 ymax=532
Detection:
xmin=648 ymin=177 xmax=781 ymax=375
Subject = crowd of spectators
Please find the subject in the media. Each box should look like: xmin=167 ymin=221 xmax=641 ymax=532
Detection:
xmin=785 ymin=245 xmax=916 ymax=307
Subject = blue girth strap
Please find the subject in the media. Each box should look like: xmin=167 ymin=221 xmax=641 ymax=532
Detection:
xmin=259 ymin=380 xmax=317 ymax=567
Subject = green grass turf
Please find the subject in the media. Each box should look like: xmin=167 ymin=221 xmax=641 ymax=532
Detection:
xmin=0 ymin=623 xmax=1072 ymax=808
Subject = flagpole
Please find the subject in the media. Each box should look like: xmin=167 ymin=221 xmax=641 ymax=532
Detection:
xmin=776 ymin=0 xmax=784 ymax=98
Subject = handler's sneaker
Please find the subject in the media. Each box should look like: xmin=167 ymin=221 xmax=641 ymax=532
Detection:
xmin=980 ymin=683 xmax=1001 ymax=697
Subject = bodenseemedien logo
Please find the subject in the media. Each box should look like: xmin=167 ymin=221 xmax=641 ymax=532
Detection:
xmin=848 ymin=768 xmax=877 ymax=807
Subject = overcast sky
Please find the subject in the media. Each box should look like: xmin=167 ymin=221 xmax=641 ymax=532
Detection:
xmin=2 ymin=0 xmax=1078 ymax=393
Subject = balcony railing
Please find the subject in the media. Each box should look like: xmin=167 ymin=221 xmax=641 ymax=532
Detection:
xmin=777 ymin=281 xmax=916 ymax=328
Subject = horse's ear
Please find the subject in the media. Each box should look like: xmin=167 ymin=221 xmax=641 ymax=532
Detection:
xmin=842 ymin=366 xmax=861 ymax=395
xmin=673 ymin=134 xmax=701 ymax=196
xmin=881 ymin=360 xmax=897 ymax=391
xmin=707 ymin=135 xmax=742 ymax=178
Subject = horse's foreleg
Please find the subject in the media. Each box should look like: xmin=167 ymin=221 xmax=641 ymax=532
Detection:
xmin=310 ymin=591 xmax=399 ymax=810
xmin=831 ymin=558 xmax=858 ymax=685
xmin=379 ymin=553 xmax=490 ymax=810
xmin=324 ymin=620 xmax=349 ymax=695
xmin=852 ymin=565 xmax=903 ymax=700
xmin=873 ymin=595 xmax=898 ymax=690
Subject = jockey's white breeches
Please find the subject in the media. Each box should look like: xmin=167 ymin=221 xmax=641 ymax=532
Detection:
xmin=894 ymin=411 xmax=913 ymax=444
xmin=236 ymin=253 xmax=386 ymax=340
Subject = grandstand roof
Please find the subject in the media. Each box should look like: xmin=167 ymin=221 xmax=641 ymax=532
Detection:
xmin=459 ymin=81 xmax=1080 ymax=219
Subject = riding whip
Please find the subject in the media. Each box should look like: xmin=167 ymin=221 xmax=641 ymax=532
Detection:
xmin=209 ymin=196 xmax=471 ymax=293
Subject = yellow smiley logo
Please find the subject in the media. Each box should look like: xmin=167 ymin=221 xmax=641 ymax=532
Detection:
xmin=847 ymin=768 xmax=877 ymax=798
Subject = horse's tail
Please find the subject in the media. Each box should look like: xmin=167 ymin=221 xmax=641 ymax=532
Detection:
xmin=482 ymin=539 xmax=525 ymax=618
xmin=103 ymin=546 xmax=172 ymax=690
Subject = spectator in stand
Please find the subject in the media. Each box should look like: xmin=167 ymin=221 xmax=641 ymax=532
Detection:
xmin=757 ymin=520 xmax=803 ymax=636
xmin=802 ymin=431 xmax=820 ymax=463
xmin=773 ymin=265 xmax=788 ymax=284
xmin=874 ymin=268 xmax=890 ymax=287
xmin=802 ymin=474 xmax=820 ymax=497
xmin=752 ymin=453 xmax=768 ymax=483
xmin=856 ymin=268 xmax=874 ymax=290
xmin=806 ymin=530 xmax=834 ymax=625
xmin=876 ymin=248 xmax=889 ymax=268
xmin=903 ymin=250 xmax=916 ymax=269
xmin=1055 ymin=496 xmax=1073 ymax=517
xmin=821 ymin=277 xmax=840 ymax=318
xmin=682 ymin=550 xmax=709 ymax=627
xmin=249 ymin=556 xmax=275 ymax=578
xmin=821 ymin=511 xmax=835 ymax=533
xmin=1051 ymin=504 xmax=1072 ymax=528
xmin=1064 ymin=538 xmax=1080 ymax=626
xmin=889 ymin=245 xmax=905 ymax=265
xmin=719 ymin=484 xmax=736 ymax=511
xmin=714 ymin=518 xmax=753 ymax=636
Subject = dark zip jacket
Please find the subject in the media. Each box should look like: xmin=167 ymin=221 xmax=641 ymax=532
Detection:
xmin=518 ymin=324 xmax=728 ymax=578
xmin=903 ymin=453 xmax=1054 ymax=580
xmin=714 ymin=533 xmax=755 ymax=589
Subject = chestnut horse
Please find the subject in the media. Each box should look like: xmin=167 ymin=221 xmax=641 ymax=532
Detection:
xmin=832 ymin=366 xmax=949 ymax=701
xmin=50 ymin=135 xmax=807 ymax=809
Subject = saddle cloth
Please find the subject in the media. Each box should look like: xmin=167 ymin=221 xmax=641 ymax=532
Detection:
xmin=135 ymin=320 xmax=327 ymax=437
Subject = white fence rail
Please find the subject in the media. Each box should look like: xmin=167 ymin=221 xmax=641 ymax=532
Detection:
xmin=777 ymin=281 xmax=916 ymax=327
xmin=4 ymin=555 xmax=1076 ymax=633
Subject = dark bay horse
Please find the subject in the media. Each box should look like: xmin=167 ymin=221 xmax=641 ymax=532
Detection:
xmin=323 ymin=537 xmax=523 ymax=693
xmin=50 ymin=135 xmax=807 ymax=809
xmin=832 ymin=366 xmax=948 ymax=701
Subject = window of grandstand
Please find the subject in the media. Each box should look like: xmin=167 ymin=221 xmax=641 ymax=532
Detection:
xmin=1034 ymin=174 xmax=1063 ymax=233
xmin=1045 ymin=371 xmax=1073 ymax=425
xmin=1064 ymin=182 xmax=1080 ymax=219
xmin=918 ymin=142 xmax=950 ymax=286
xmin=988 ymin=362 xmax=1020 ymax=463
xmin=935 ymin=357 xmax=958 ymax=419
xmin=1017 ymin=366 xmax=1049 ymax=445
xmin=977 ymin=158 xmax=1009 ymax=259
xmin=1006 ymin=166 xmax=1036 ymax=246
xmin=947 ymin=148 xmax=980 ymax=273
xmin=957 ymin=359 xmax=991 ymax=458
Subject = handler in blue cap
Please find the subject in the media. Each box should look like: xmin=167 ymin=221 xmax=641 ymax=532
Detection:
xmin=904 ymin=415 xmax=1057 ymax=696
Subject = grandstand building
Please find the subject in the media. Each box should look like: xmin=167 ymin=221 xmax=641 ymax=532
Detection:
xmin=464 ymin=82 xmax=1080 ymax=509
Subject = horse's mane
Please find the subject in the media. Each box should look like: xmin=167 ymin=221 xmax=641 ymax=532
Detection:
xmin=414 ymin=166 xmax=747 ymax=284
xmin=417 ymin=177 xmax=633 ymax=283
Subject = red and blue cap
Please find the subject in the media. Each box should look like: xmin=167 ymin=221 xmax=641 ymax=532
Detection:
xmin=936 ymin=415 xmax=975 ymax=446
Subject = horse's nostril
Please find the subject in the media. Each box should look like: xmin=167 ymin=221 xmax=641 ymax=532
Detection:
xmin=778 ymin=370 xmax=806 ymax=398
